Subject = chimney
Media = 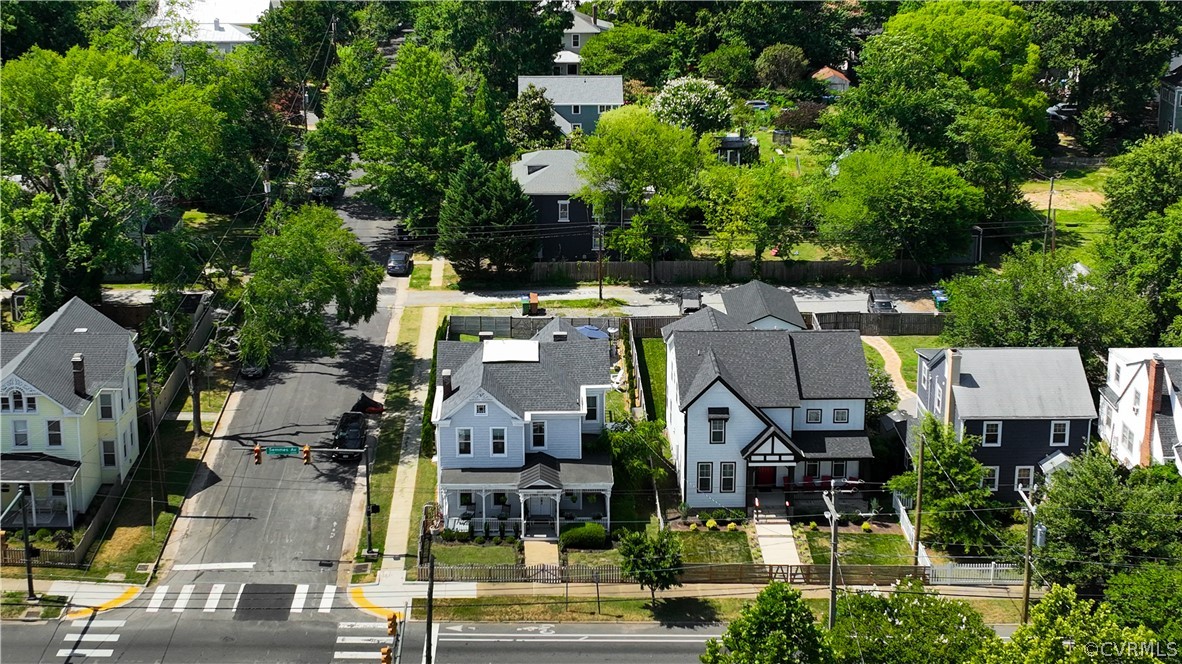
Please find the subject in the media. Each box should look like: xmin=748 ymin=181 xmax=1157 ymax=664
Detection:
xmin=442 ymin=369 xmax=454 ymax=399
xmin=592 ymin=6 xmax=598 ymax=25
xmin=478 ymin=331 xmax=494 ymax=343
xmin=553 ymin=331 xmax=568 ymax=342
xmin=72 ymin=353 xmax=86 ymax=397
xmin=943 ymin=349 xmax=961 ymax=425
xmin=213 ymin=17 xmax=221 ymax=31
xmin=1141 ymin=355 xmax=1163 ymax=467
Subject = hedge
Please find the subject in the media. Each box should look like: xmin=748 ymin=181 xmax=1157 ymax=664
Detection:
xmin=559 ymin=523 xmax=608 ymax=550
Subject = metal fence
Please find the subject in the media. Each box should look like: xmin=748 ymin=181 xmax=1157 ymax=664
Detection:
xmin=813 ymin=311 xmax=946 ymax=336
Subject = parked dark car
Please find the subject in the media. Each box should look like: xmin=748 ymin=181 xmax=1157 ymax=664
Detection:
xmin=386 ymin=251 xmax=413 ymax=277
xmin=332 ymin=412 xmax=367 ymax=459
xmin=241 ymin=363 xmax=268 ymax=379
xmin=309 ymin=172 xmax=343 ymax=201
xmin=867 ymin=290 xmax=899 ymax=313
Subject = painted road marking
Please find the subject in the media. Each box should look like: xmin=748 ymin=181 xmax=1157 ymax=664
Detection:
xmin=71 ymin=620 xmax=126 ymax=628
xmin=233 ymin=584 xmax=245 ymax=610
xmin=172 ymin=562 xmax=257 ymax=571
xmin=56 ymin=649 xmax=114 ymax=658
xmin=64 ymin=587 xmax=141 ymax=621
xmin=146 ymin=586 xmax=168 ymax=612
xmin=337 ymin=622 xmax=387 ymax=629
xmin=331 ymin=652 xmax=377 ymax=660
xmin=172 ymin=585 xmax=195 ymax=612
xmin=290 ymin=584 xmax=309 ymax=613
xmin=204 ymin=583 xmax=226 ymax=612
xmin=65 ymin=634 xmax=120 ymax=643
xmin=318 ymin=584 xmax=336 ymax=613
xmin=335 ymin=636 xmax=394 ymax=645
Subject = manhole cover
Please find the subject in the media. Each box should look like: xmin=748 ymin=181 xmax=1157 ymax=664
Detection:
xmin=135 ymin=563 xmax=154 ymax=574
xmin=353 ymin=563 xmax=372 ymax=575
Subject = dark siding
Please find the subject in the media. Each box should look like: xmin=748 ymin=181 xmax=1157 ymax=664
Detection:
xmin=530 ymin=195 xmax=623 ymax=261
xmin=963 ymin=418 xmax=1092 ymax=502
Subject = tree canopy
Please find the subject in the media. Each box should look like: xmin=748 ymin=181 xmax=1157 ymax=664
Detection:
xmin=650 ymin=77 xmax=733 ymax=137
xmin=1105 ymin=563 xmax=1182 ymax=648
xmin=697 ymin=42 xmax=756 ymax=91
xmin=701 ymin=581 xmax=833 ymax=664
xmin=617 ymin=529 xmax=682 ymax=603
xmin=502 ymin=84 xmax=562 ymax=154
xmin=1101 ymin=133 xmax=1182 ymax=232
xmin=578 ymin=24 xmax=672 ymax=86
xmin=755 ymin=43 xmax=809 ymax=89
xmin=436 ymin=152 xmax=538 ymax=278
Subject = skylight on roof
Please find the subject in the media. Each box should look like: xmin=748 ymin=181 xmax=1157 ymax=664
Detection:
xmin=482 ymin=340 xmax=540 ymax=363
xmin=73 ymin=328 xmax=88 ymax=333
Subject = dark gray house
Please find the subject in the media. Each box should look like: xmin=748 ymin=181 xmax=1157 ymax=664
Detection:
xmin=1161 ymin=65 xmax=1182 ymax=134
xmin=510 ymin=150 xmax=624 ymax=261
xmin=516 ymin=76 xmax=624 ymax=135
xmin=913 ymin=347 xmax=1097 ymax=502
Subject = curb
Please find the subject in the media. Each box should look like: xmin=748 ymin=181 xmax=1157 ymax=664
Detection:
xmin=349 ymin=587 xmax=399 ymax=619
xmin=62 ymin=586 xmax=141 ymax=621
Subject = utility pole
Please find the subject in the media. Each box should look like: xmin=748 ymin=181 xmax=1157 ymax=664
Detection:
xmin=1050 ymin=209 xmax=1057 ymax=253
xmin=1044 ymin=177 xmax=1055 ymax=252
xmin=424 ymin=554 xmax=436 ymax=664
xmin=594 ymin=223 xmax=605 ymax=301
xmin=364 ymin=437 xmax=375 ymax=557
xmin=821 ymin=480 xmax=839 ymax=630
xmin=20 ymin=485 xmax=36 ymax=602
xmin=911 ymin=433 xmax=926 ymax=566
xmin=1017 ymin=484 xmax=1038 ymax=625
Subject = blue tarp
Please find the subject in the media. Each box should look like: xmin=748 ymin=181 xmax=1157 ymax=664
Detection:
xmin=576 ymin=325 xmax=610 ymax=339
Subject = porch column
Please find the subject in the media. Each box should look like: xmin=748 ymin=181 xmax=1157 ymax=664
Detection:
xmin=31 ymin=485 xmax=40 ymax=527
xmin=553 ymin=493 xmax=560 ymax=537
xmin=519 ymin=493 xmax=527 ymax=538
xmin=66 ymin=485 xmax=74 ymax=530
xmin=605 ymin=490 xmax=611 ymax=532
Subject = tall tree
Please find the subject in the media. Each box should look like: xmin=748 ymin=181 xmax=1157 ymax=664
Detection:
xmin=887 ymin=416 xmax=1001 ymax=554
xmin=701 ymin=582 xmax=833 ymax=664
xmin=1101 ymin=133 xmax=1182 ymax=232
xmin=650 ymin=77 xmax=733 ymax=137
xmin=578 ymin=24 xmax=673 ymax=86
xmin=502 ymin=84 xmax=562 ymax=154
xmin=865 ymin=365 xmax=899 ymax=423
xmin=1105 ymin=563 xmax=1182 ymax=648
xmin=0 ymin=46 xmax=221 ymax=319
xmin=618 ymin=529 xmax=683 ymax=604
xmin=755 ymin=43 xmax=809 ymax=89
xmin=411 ymin=0 xmax=571 ymax=97
xmin=815 ymin=145 xmax=984 ymax=266
xmin=436 ymin=152 xmax=538 ymax=277
xmin=946 ymin=106 xmax=1038 ymax=220
xmin=238 ymin=204 xmax=384 ymax=366
xmin=830 ymin=578 xmax=996 ymax=664
xmin=251 ymin=0 xmax=354 ymax=88
xmin=0 ymin=0 xmax=93 ymax=61
xmin=706 ymin=0 xmax=854 ymax=68
xmin=697 ymin=42 xmax=756 ymax=91
xmin=1099 ymin=203 xmax=1182 ymax=346
xmin=938 ymin=245 xmax=1152 ymax=383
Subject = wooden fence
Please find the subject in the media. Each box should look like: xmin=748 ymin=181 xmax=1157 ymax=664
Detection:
xmin=531 ymin=259 xmax=930 ymax=284
xmin=812 ymin=311 xmax=946 ymax=336
xmin=422 ymin=562 xmax=928 ymax=585
xmin=1 ymin=482 xmax=123 ymax=568
xmin=145 ymin=305 xmax=217 ymax=426
xmin=446 ymin=315 xmax=681 ymax=341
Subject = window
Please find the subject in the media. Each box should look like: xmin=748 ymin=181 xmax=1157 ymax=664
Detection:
xmin=123 ymin=431 xmax=129 ymax=459
xmin=1133 ymin=389 xmax=1142 ymax=414
xmin=12 ymin=420 xmax=28 ymax=447
xmin=1113 ymin=363 xmax=1121 ymax=386
xmin=806 ymin=409 xmax=822 ymax=424
xmin=833 ymin=409 xmax=849 ymax=424
xmin=720 ymin=462 xmax=736 ymax=493
xmin=571 ymin=104 xmax=581 ymax=115
xmin=709 ymin=419 xmax=726 ymax=444
xmin=102 ymin=440 xmax=116 ymax=467
xmin=598 ymin=104 xmax=618 ymax=113
xmin=493 ymin=492 xmax=508 ymax=505
xmin=47 ymin=420 xmax=62 ymax=447
xmin=1050 ymin=421 xmax=1069 ymax=446
xmin=99 ymin=393 xmax=114 ymax=420
xmin=531 ymin=422 xmax=546 ymax=449
xmin=11 ymin=390 xmax=23 ymax=411
xmin=805 ymin=461 xmax=820 ymax=479
xmin=571 ymin=34 xmax=580 ymax=48
xmin=557 ymin=200 xmax=570 ymax=222
xmin=1121 ymin=425 xmax=1134 ymax=454
xmin=0 ymin=396 xmax=7 ymax=411
xmin=571 ymin=123 xmax=582 ymax=132
xmin=934 ymin=389 xmax=943 ymax=415
xmin=697 ymin=462 xmax=712 ymax=493
xmin=920 ymin=364 xmax=929 ymax=390
xmin=1014 ymin=466 xmax=1034 ymax=491
xmin=24 ymin=396 xmax=36 ymax=413
xmin=833 ymin=461 xmax=847 ymax=478
xmin=475 ymin=403 xmax=487 ymax=416
xmin=983 ymin=421 xmax=1002 ymax=447
xmin=491 ymin=428 xmax=506 ymax=456
xmin=982 ymin=466 xmax=999 ymax=492
xmin=585 ymin=394 xmax=598 ymax=421
xmin=457 ymin=428 xmax=473 ymax=456
xmin=51 ymin=483 xmax=65 ymax=497
xmin=459 ymin=492 xmax=474 ymax=506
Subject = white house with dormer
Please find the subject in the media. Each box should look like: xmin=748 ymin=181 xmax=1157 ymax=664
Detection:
xmin=1099 ymin=348 xmax=1182 ymax=472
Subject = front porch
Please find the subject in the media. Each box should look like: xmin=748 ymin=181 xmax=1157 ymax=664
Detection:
xmin=443 ymin=488 xmax=612 ymax=540
xmin=0 ymin=453 xmax=83 ymax=530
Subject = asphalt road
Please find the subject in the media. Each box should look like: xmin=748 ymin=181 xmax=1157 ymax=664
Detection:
xmin=433 ymin=622 xmax=722 ymax=664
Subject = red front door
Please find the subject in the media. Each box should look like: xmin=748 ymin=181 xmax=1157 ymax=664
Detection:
xmin=755 ymin=466 xmax=776 ymax=487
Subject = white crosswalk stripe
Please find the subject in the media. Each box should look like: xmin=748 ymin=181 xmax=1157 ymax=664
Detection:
xmin=204 ymin=583 xmax=226 ymax=612
xmin=138 ymin=583 xmax=345 ymax=615
xmin=318 ymin=584 xmax=336 ymax=613
xmin=59 ymin=619 xmax=126 ymax=659
xmin=56 ymin=649 xmax=114 ymax=658
xmin=291 ymin=584 xmax=310 ymax=613
xmin=146 ymin=585 xmax=168 ymax=612
xmin=333 ymin=619 xmax=398 ymax=662
xmin=332 ymin=653 xmax=376 ymax=660
xmin=172 ymin=584 xmax=195 ymax=612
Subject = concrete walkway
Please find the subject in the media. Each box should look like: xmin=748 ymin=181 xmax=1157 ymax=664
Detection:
xmin=428 ymin=257 xmax=445 ymax=288
xmin=0 ymin=578 xmax=142 ymax=620
xmin=754 ymin=521 xmax=802 ymax=566
xmin=862 ymin=336 xmax=916 ymax=406
xmin=523 ymin=541 xmax=560 ymax=566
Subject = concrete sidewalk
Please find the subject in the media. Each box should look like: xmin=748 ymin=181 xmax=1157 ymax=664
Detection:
xmin=0 ymin=578 xmax=141 ymax=620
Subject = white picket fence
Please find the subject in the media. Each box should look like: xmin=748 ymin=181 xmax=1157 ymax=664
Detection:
xmin=894 ymin=492 xmax=933 ymax=568
xmin=891 ymin=492 xmax=1022 ymax=585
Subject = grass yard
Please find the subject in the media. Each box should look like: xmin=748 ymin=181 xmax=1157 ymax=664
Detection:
xmin=403 ymin=453 xmax=438 ymax=581
xmin=637 ymin=338 xmax=667 ymax=422
xmin=432 ymin=543 xmax=518 ymax=566
xmin=692 ymin=238 xmax=834 ymax=264
xmin=605 ymin=389 xmax=630 ymax=423
xmin=676 ymin=530 xmax=753 ymax=564
xmin=182 ymin=209 xmax=257 ymax=270
xmin=805 ymin=531 xmax=913 ymax=566
xmin=754 ymin=132 xmax=827 ymax=176
xmin=409 ymin=263 xmax=432 ymax=290
xmin=1 ymin=592 xmax=68 ymax=620
xmin=1021 ymin=166 xmax=1113 ymax=266
xmin=863 ymin=342 xmax=886 ymax=373
xmin=884 ymin=336 xmax=940 ymax=392
xmin=414 ymin=595 xmax=749 ymax=623
xmin=568 ymin=548 xmax=624 ymax=567
xmin=445 ymin=298 xmax=627 ymax=317
xmin=178 ymin=361 xmax=237 ymax=416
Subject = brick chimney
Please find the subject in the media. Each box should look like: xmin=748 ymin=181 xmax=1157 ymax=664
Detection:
xmin=71 ymin=353 xmax=86 ymax=397
xmin=442 ymin=369 xmax=453 ymax=399
xmin=592 ymin=5 xmax=598 ymax=25
xmin=553 ymin=331 xmax=568 ymax=342
xmin=1141 ymin=355 xmax=1163 ymax=467
xmin=478 ymin=331 xmax=494 ymax=343
xmin=943 ymin=349 xmax=961 ymax=425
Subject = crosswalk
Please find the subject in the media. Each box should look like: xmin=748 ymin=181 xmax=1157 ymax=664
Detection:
xmin=56 ymin=618 xmax=125 ymax=659
xmin=333 ymin=621 xmax=397 ymax=662
xmin=142 ymin=583 xmax=342 ymax=615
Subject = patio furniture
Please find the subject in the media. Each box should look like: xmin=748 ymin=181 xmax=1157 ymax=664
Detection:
xmin=803 ymin=477 xmax=815 ymax=489
xmin=821 ymin=475 xmax=832 ymax=486
xmin=460 ymin=509 xmax=474 ymax=521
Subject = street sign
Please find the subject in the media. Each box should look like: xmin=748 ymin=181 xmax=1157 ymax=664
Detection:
xmin=266 ymin=446 xmax=300 ymax=455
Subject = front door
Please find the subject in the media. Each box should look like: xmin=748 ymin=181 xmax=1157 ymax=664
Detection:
xmin=529 ymin=496 xmax=553 ymax=517
xmin=755 ymin=466 xmax=776 ymax=487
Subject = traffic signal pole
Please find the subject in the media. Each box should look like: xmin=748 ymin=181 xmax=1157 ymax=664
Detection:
xmin=20 ymin=485 xmax=36 ymax=602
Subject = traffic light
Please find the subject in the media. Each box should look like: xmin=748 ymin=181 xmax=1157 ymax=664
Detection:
xmin=386 ymin=611 xmax=400 ymax=636
xmin=380 ymin=645 xmax=392 ymax=664
xmin=302 ymin=445 xmax=312 ymax=465
xmin=253 ymin=444 xmax=262 ymax=465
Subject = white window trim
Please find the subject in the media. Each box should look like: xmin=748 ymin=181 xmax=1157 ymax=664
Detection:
xmin=490 ymin=427 xmax=507 ymax=457
xmin=585 ymin=394 xmax=598 ymax=421
xmin=833 ymin=408 xmax=849 ymax=424
xmin=530 ymin=421 xmax=547 ymax=450
xmin=99 ymin=392 xmax=115 ymax=420
xmin=557 ymin=199 xmax=571 ymax=222
xmin=720 ymin=462 xmax=736 ymax=493
xmin=474 ymin=403 xmax=488 ymax=416
xmin=102 ymin=439 xmax=117 ymax=467
xmin=571 ymin=104 xmax=581 ymax=115
xmin=983 ymin=466 xmax=1000 ymax=492
xmin=982 ymin=421 xmax=1003 ymax=447
xmin=920 ymin=364 xmax=929 ymax=390
xmin=1014 ymin=466 xmax=1035 ymax=492
xmin=833 ymin=461 xmax=847 ymax=478
xmin=46 ymin=420 xmax=63 ymax=447
xmin=709 ymin=419 xmax=726 ymax=444
xmin=806 ymin=409 xmax=822 ymax=424
xmin=571 ymin=122 xmax=582 ymax=132
xmin=805 ymin=461 xmax=820 ymax=479
xmin=456 ymin=427 xmax=473 ymax=457
xmin=459 ymin=491 xmax=474 ymax=506
xmin=571 ymin=34 xmax=580 ymax=48
xmin=697 ymin=462 xmax=712 ymax=493
xmin=1049 ymin=420 xmax=1070 ymax=447
xmin=24 ymin=396 xmax=36 ymax=413
xmin=12 ymin=420 xmax=29 ymax=447
xmin=934 ymin=389 xmax=943 ymax=415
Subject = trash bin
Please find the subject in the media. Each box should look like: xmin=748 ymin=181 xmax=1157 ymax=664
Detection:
xmin=932 ymin=289 xmax=949 ymax=312
xmin=520 ymin=296 xmax=530 ymax=316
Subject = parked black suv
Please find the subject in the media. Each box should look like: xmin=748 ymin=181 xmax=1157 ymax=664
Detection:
xmin=331 ymin=412 xmax=367 ymax=459
xmin=386 ymin=251 xmax=413 ymax=277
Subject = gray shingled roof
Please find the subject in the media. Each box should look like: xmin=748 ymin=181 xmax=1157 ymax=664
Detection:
xmin=943 ymin=348 xmax=1097 ymax=419
xmin=660 ymin=306 xmax=751 ymax=340
xmin=519 ymin=456 xmax=563 ymax=488
xmin=791 ymin=432 xmax=874 ymax=459
xmin=1 ymin=453 xmax=83 ymax=483
xmin=720 ymin=280 xmax=806 ymax=328
xmin=1157 ymin=414 xmax=1178 ymax=460
xmin=1 ymin=298 xmax=134 ymax=414
xmin=517 ymin=76 xmax=624 ymax=106
xmin=673 ymin=330 xmax=871 ymax=409
xmin=1164 ymin=360 xmax=1182 ymax=392
xmin=437 ymin=339 xmax=610 ymax=417
xmin=439 ymin=452 xmax=614 ymax=487
xmin=511 ymin=149 xmax=585 ymax=196
xmin=532 ymin=317 xmax=590 ymax=342
xmin=568 ymin=9 xmax=612 ymax=33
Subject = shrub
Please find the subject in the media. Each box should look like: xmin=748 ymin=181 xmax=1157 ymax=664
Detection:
xmin=474 ymin=535 xmax=485 ymax=545
xmin=34 ymin=528 xmax=52 ymax=541
xmin=705 ymin=518 xmax=718 ymax=530
xmin=690 ymin=523 xmax=699 ymax=532
xmin=498 ymin=522 xmax=506 ymax=538
xmin=441 ymin=529 xmax=455 ymax=542
xmin=861 ymin=521 xmax=873 ymax=533
xmin=773 ymin=101 xmax=826 ymax=133
xmin=503 ymin=535 xmax=515 ymax=544
xmin=483 ymin=521 xmax=490 ymax=538
xmin=492 ymin=536 xmax=502 ymax=546
xmin=809 ymin=521 xmax=818 ymax=531
xmin=52 ymin=530 xmax=76 ymax=551
xmin=560 ymin=523 xmax=608 ymax=550
xmin=727 ymin=522 xmax=738 ymax=532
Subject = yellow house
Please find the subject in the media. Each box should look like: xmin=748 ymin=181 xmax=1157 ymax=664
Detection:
xmin=1 ymin=298 xmax=140 ymax=530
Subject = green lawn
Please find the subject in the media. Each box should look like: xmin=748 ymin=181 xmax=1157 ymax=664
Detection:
xmin=1021 ymin=166 xmax=1113 ymax=265
xmin=753 ymin=132 xmax=826 ymax=176
xmin=403 ymin=453 xmax=438 ymax=580
xmin=409 ymin=263 xmax=432 ymax=290
xmin=182 ymin=209 xmax=257 ymax=270
xmin=884 ymin=336 xmax=940 ymax=392
xmin=676 ymin=530 xmax=753 ymax=564
xmin=1053 ymin=207 xmax=1107 ymax=265
xmin=415 ymin=595 xmax=749 ymax=623
xmin=605 ymin=389 xmax=630 ymax=423
xmin=1 ymin=592 xmax=68 ymax=620
xmin=432 ymin=543 xmax=518 ymax=565
xmin=568 ymin=548 xmax=624 ymax=566
xmin=863 ymin=342 xmax=886 ymax=373
xmin=692 ymin=237 xmax=834 ymax=264
xmin=805 ymin=531 xmax=913 ymax=566
xmin=637 ymin=339 xmax=667 ymax=422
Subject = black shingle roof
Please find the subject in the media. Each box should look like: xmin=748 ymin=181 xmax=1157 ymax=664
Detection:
xmin=0 ymin=453 xmax=83 ymax=483
xmin=720 ymin=280 xmax=806 ymax=328
xmin=660 ymin=306 xmax=751 ymax=340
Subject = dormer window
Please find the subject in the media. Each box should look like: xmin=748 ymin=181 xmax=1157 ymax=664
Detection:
xmin=475 ymin=403 xmax=488 ymax=416
xmin=99 ymin=393 xmax=115 ymax=420
xmin=3 ymin=391 xmax=36 ymax=413
xmin=1113 ymin=363 xmax=1121 ymax=386
xmin=11 ymin=391 xmax=23 ymax=411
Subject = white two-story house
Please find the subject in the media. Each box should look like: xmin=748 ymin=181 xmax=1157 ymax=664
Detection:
xmin=1 ymin=298 xmax=141 ymax=530
xmin=1099 ymin=348 xmax=1182 ymax=472
xmin=553 ymin=9 xmax=613 ymax=75
xmin=662 ymin=310 xmax=874 ymax=510
xmin=431 ymin=319 xmax=614 ymax=539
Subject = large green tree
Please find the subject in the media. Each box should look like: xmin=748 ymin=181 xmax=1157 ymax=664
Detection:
xmin=755 ymin=43 xmax=809 ymax=90
xmin=0 ymin=46 xmax=221 ymax=319
xmin=705 ymin=0 xmax=854 ymax=69
xmin=946 ymin=106 xmax=1038 ymax=220
xmin=436 ymin=152 xmax=538 ymax=277
xmin=618 ymin=529 xmax=683 ymax=604
xmin=251 ymin=0 xmax=355 ymax=88
xmin=815 ymin=145 xmax=984 ymax=266
xmin=830 ymin=578 xmax=996 ymax=664
xmin=502 ymin=84 xmax=562 ymax=154
xmin=1105 ymin=563 xmax=1182 ymax=648
xmin=650 ymin=76 xmax=733 ymax=137
xmin=697 ymin=42 xmax=756 ymax=91
xmin=358 ymin=43 xmax=505 ymax=236
xmin=578 ymin=24 xmax=672 ymax=86
xmin=238 ymin=205 xmax=384 ymax=366
xmin=938 ymin=245 xmax=1152 ymax=383
xmin=1101 ymin=133 xmax=1182 ymax=232
xmin=887 ymin=416 xmax=1001 ymax=555
xmin=0 ymin=0 xmax=92 ymax=61
xmin=701 ymin=582 xmax=833 ymax=664
xmin=1100 ymin=203 xmax=1182 ymax=346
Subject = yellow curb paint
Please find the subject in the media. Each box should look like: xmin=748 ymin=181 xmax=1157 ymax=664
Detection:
xmin=64 ymin=586 xmax=141 ymax=620
xmin=349 ymin=587 xmax=396 ymax=619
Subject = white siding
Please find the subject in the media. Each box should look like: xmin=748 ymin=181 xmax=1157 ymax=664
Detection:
xmin=438 ymin=391 xmax=524 ymax=469
xmin=793 ymin=399 xmax=866 ymax=431
xmin=580 ymin=387 xmax=607 ymax=434
xmin=530 ymin=414 xmax=582 ymax=459
xmin=683 ymin=382 xmax=763 ymax=509
xmin=763 ymin=408 xmax=795 ymax=435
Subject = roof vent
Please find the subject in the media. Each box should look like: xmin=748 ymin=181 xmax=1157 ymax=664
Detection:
xmin=73 ymin=327 xmax=88 ymax=333
xmin=553 ymin=331 xmax=568 ymax=342
xmin=527 ymin=165 xmax=547 ymax=175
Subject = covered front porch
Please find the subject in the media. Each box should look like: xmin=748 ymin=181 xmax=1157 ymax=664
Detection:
xmin=0 ymin=453 xmax=82 ymax=530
